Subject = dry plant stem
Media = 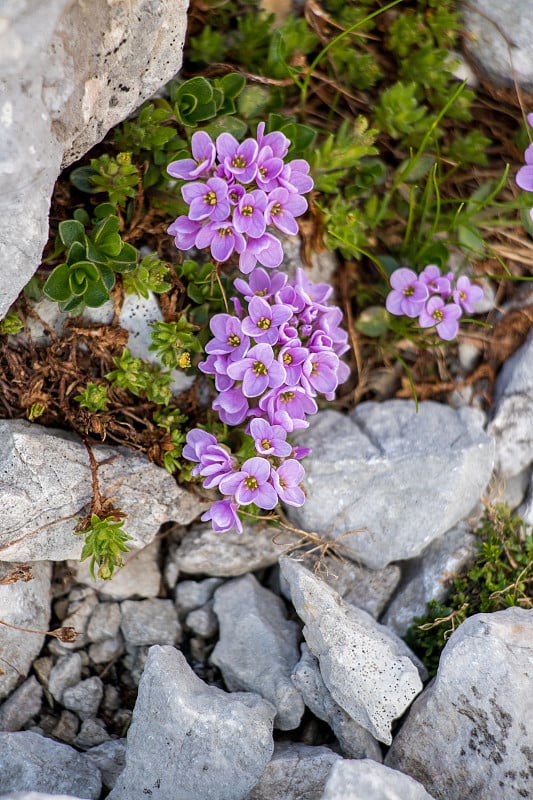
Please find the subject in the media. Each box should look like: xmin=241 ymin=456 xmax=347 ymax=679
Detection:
xmin=0 ymin=618 xmax=78 ymax=642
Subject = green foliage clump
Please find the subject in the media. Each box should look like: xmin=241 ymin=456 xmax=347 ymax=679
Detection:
xmin=106 ymin=348 xmax=173 ymax=405
xmin=74 ymin=382 xmax=109 ymax=413
xmin=122 ymin=254 xmax=171 ymax=299
xmin=0 ymin=311 xmax=24 ymax=335
xmin=149 ymin=318 xmax=202 ymax=370
xmin=405 ymin=504 xmax=533 ymax=677
xmin=76 ymin=514 xmax=132 ymax=580
xmin=70 ymin=153 xmax=140 ymax=207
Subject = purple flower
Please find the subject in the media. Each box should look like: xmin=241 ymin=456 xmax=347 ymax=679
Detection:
xmin=219 ymin=456 xmax=278 ymax=509
xmin=182 ymin=177 xmax=230 ymax=222
xmin=418 ymin=296 xmax=462 ymax=341
xmin=201 ymin=498 xmax=243 ymax=534
xmin=234 ymin=268 xmax=287 ymax=300
xmin=255 ymin=146 xmax=284 ymax=192
xmin=516 ymin=142 xmax=533 ymax=192
xmin=182 ymin=428 xmax=218 ymax=471
xmin=386 ymin=268 xmax=429 ymax=318
xmin=167 ymin=131 xmax=215 ymax=180
xmin=238 ymin=233 xmax=284 ymax=274
xmin=167 ymin=216 xmax=202 ymax=251
xmin=419 ymin=264 xmax=452 ymax=296
xmin=249 ymin=417 xmax=292 ymax=457
xmin=279 ymin=160 xmax=314 ymax=195
xmin=205 ymin=314 xmax=250 ymax=360
xmin=212 ymin=385 xmax=249 ymax=425
xmin=452 ymin=276 xmax=484 ymax=314
xmin=265 ymin=187 xmax=308 ymax=236
xmin=196 ymin=447 xmax=235 ymax=489
xmin=226 ymin=342 xmax=286 ymax=397
xmin=195 ymin=221 xmax=246 ymax=262
xmin=233 ymin=190 xmax=267 ymax=238
xmin=302 ymin=350 xmax=340 ymax=396
xmin=278 ymin=341 xmax=308 ymax=384
xmin=216 ymin=133 xmax=258 ymax=184
xmin=271 ymin=459 xmax=306 ymax=507
xmin=256 ymin=122 xmax=290 ymax=159
xmin=260 ymin=385 xmax=317 ymax=432
xmin=241 ymin=295 xmax=292 ymax=344
xmin=294 ymin=267 xmax=332 ymax=306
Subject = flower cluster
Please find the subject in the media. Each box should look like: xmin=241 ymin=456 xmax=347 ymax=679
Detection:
xmin=385 ymin=265 xmax=483 ymax=341
xmin=184 ymin=266 xmax=350 ymax=533
xmin=167 ymin=125 xmax=313 ymax=274
xmin=516 ymin=112 xmax=533 ymax=217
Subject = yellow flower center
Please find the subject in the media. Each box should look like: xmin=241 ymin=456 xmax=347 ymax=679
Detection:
xmin=432 ymin=309 xmax=444 ymax=322
xmin=227 ymin=334 xmax=241 ymax=347
xmin=311 ymin=361 xmax=319 ymax=375
xmin=244 ymin=475 xmax=258 ymax=490
xmin=259 ymin=166 xmax=267 ymax=178
xmin=178 ymin=352 xmax=191 ymax=369
xmin=271 ymin=202 xmax=282 ymax=216
xmin=261 ymin=438 xmax=271 ymax=450
xmin=204 ymin=190 xmax=217 ymax=206
xmin=257 ymin=317 xmax=271 ymax=330
xmin=218 ymin=227 xmax=233 ymax=238
xmin=241 ymin=204 xmax=253 ymax=217
xmin=283 ymin=353 xmax=293 ymax=365
xmin=280 ymin=391 xmax=294 ymax=403
xmin=232 ymin=155 xmax=246 ymax=169
xmin=253 ymin=361 xmax=268 ymax=375
xmin=403 ymin=286 xmax=415 ymax=297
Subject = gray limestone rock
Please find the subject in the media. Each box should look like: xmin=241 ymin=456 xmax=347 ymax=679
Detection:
xmin=87 ymin=602 xmax=122 ymax=643
xmin=488 ymin=329 xmax=533 ymax=479
xmin=462 ymin=0 xmax=533 ymax=90
xmin=88 ymin=636 xmax=124 ymax=665
xmin=321 ymin=759 xmax=436 ymax=800
xmin=120 ymin=598 xmax=181 ymax=646
xmin=288 ymin=402 xmax=494 ymax=569
xmin=48 ymin=652 xmax=83 ymax=703
xmin=0 ymin=561 xmax=52 ymax=700
xmin=0 ymin=420 xmax=204 ymax=562
xmin=53 ymin=591 xmax=99 ymax=651
xmin=386 ymin=608 xmax=533 ymax=800
xmin=0 ymin=795 xmax=85 ymax=800
xmin=186 ymin=604 xmax=219 ymax=639
xmin=51 ymin=710 xmax=80 ymax=745
xmin=174 ymin=521 xmax=291 ymax=576
xmin=211 ymin=574 xmax=305 ymax=730
xmin=0 ymin=730 xmax=101 ymax=799
xmin=280 ymin=558 xmax=425 ymax=745
xmin=108 ymin=645 xmax=275 ymax=800
xmin=382 ymin=525 xmax=478 ymax=636
xmin=279 ymin=554 xmax=400 ymax=619
xmin=247 ymin=742 xmax=341 ymax=800
xmin=84 ymin=739 xmax=127 ymax=790
xmin=0 ymin=677 xmax=43 ymax=732
xmin=291 ymin=644 xmax=382 ymax=761
xmin=62 ymin=676 xmax=104 ymax=721
xmin=175 ymin=577 xmax=224 ymax=616
xmin=0 ymin=0 xmax=188 ymax=319
xmin=74 ymin=718 xmax=110 ymax=749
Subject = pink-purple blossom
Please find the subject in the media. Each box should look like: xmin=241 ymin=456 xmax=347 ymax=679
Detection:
xmin=218 ymin=456 xmax=278 ymax=509
xmin=385 ymin=268 xmax=428 ymax=318
xmin=418 ymin=296 xmax=462 ymax=341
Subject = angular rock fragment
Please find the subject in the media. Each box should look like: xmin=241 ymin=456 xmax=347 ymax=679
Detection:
xmin=321 ymin=758 xmax=436 ymax=800
xmin=0 ymin=420 xmax=204 ymax=562
xmin=288 ymin=402 xmax=494 ymax=568
xmin=386 ymin=608 xmax=533 ymax=800
xmin=280 ymin=558 xmax=424 ymax=744
xmin=211 ymin=574 xmax=304 ymax=730
xmin=291 ymin=644 xmax=382 ymax=761
xmin=0 ymin=730 xmax=101 ymax=798
xmin=247 ymin=742 xmax=341 ymax=800
xmin=108 ymin=645 xmax=275 ymax=800
xmin=120 ymin=599 xmax=181 ymax=646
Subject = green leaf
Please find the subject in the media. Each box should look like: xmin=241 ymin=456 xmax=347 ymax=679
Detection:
xmin=43 ymin=263 xmax=73 ymax=302
xmin=203 ymin=115 xmax=248 ymax=140
xmin=99 ymin=263 xmax=116 ymax=292
xmin=237 ymin=86 xmax=270 ymax=119
xmin=58 ymin=219 xmax=86 ymax=248
xmin=355 ymin=306 xmax=390 ymax=337
xmin=84 ymin=277 xmax=112 ymax=307
xmin=217 ymin=72 xmax=246 ymax=99
xmin=66 ymin=240 xmax=88 ymax=266
xmin=70 ymin=165 xmax=96 ymax=194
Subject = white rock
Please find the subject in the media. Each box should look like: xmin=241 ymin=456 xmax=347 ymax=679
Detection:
xmin=0 ymin=420 xmax=205 ymax=562
xmin=70 ymin=541 xmax=162 ymax=600
xmin=0 ymin=677 xmax=43 ymax=732
xmin=386 ymin=608 xmax=533 ymax=799
xmin=87 ymin=602 xmax=122 ymax=642
xmin=0 ymin=561 xmax=52 ymax=700
xmin=120 ymin=598 xmax=181 ymax=646
xmin=48 ymin=652 xmax=83 ymax=703
xmin=321 ymin=759 xmax=436 ymax=800
xmin=247 ymin=742 xmax=341 ymax=800
xmin=62 ymin=676 xmax=104 ymax=721
xmin=280 ymin=558 xmax=425 ymax=745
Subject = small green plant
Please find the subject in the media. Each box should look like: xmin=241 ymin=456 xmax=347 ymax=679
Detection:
xmin=106 ymin=348 xmax=173 ymax=405
xmin=149 ymin=317 xmax=202 ymax=370
xmin=0 ymin=311 xmax=24 ymax=335
xmin=405 ymin=504 xmax=533 ymax=676
xmin=43 ymin=204 xmax=138 ymax=313
xmin=70 ymin=152 xmax=140 ymax=206
xmin=154 ymin=408 xmax=188 ymax=474
xmin=122 ymin=254 xmax=171 ymax=298
xmin=74 ymin=382 xmax=109 ymax=412
xmin=76 ymin=514 xmax=132 ymax=580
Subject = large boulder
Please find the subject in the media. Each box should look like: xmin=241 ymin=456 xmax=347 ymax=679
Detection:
xmin=0 ymin=0 xmax=188 ymax=319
